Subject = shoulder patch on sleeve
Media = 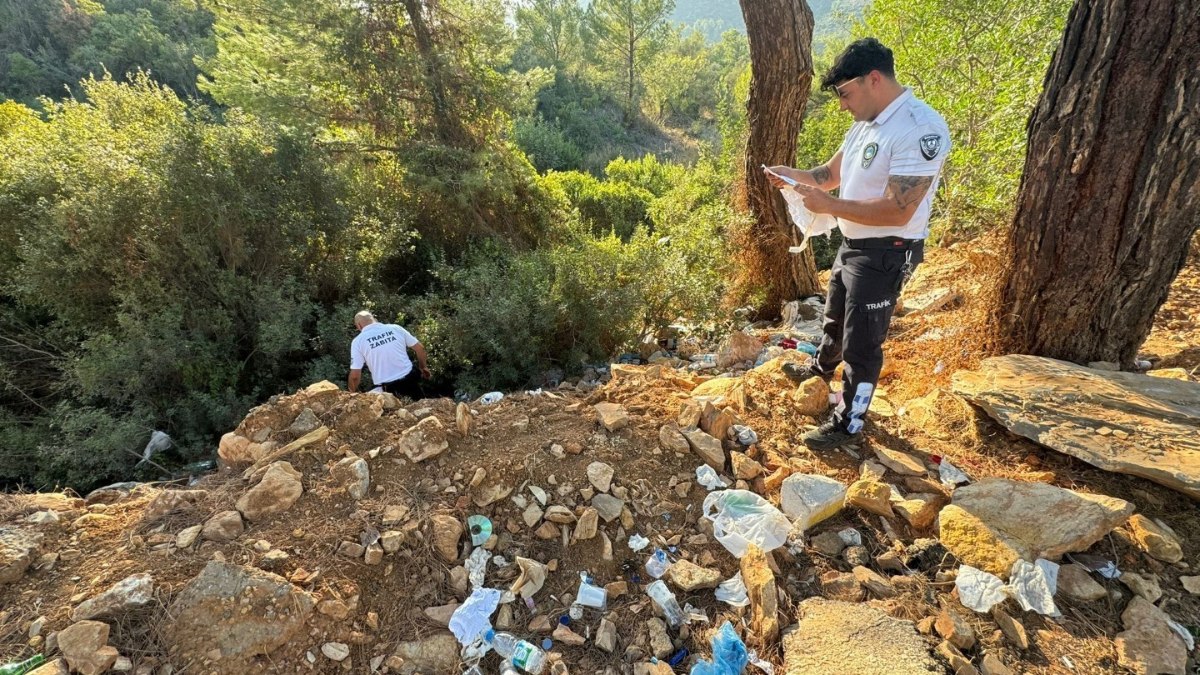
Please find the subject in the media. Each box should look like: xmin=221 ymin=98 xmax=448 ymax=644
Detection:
xmin=919 ymin=134 xmax=942 ymax=160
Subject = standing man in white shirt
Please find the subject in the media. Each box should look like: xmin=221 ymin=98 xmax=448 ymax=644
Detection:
xmin=348 ymin=310 xmax=431 ymax=399
xmin=764 ymin=37 xmax=951 ymax=451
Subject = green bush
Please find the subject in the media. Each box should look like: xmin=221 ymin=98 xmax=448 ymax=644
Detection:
xmin=514 ymin=115 xmax=584 ymax=172
xmin=542 ymin=170 xmax=654 ymax=240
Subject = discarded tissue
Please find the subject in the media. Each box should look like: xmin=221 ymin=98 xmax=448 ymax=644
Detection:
xmin=956 ymin=559 xmax=1060 ymax=616
xmin=696 ymin=464 xmax=731 ymax=491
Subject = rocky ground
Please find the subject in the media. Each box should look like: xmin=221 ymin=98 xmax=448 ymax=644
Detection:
xmin=1 ymin=238 xmax=1198 ymax=675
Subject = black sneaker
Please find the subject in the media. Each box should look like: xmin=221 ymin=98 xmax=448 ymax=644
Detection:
xmin=782 ymin=362 xmax=828 ymax=384
xmin=803 ymin=419 xmax=859 ymax=451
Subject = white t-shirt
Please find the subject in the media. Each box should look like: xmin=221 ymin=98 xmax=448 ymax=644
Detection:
xmin=836 ymin=89 xmax=951 ymax=240
xmin=349 ymin=323 xmax=419 ymax=385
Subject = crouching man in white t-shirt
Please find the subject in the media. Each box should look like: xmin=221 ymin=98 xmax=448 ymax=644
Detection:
xmin=348 ymin=310 xmax=431 ymax=399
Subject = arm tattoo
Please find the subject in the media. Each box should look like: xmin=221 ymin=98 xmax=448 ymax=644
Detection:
xmin=810 ymin=165 xmax=832 ymax=186
xmin=885 ymin=175 xmax=934 ymax=209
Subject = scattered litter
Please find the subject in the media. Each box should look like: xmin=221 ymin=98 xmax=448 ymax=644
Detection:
xmin=696 ymin=465 xmax=730 ymax=491
xmin=689 ymin=621 xmax=748 ymax=675
xmin=732 ymin=425 xmax=758 ymax=446
xmin=511 ymin=557 xmax=549 ymax=599
xmin=491 ymin=555 xmax=510 ymax=568
xmin=645 ymin=549 xmax=672 ymax=579
xmin=628 ymin=534 xmax=650 ymax=552
xmin=467 ymin=515 xmax=493 ymax=546
xmin=933 ymin=360 xmax=946 ymax=375
xmin=1061 ymin=656 xmax=1075 ymax=670
xmin=714 ymin=573 xmax=749 ymax=607
xmin=795 ymin=342 xmax=818 ymax=356
xmin=1167 ymin=618 xmax=1195 ymax=652
xmin=1066 ymin=553 xmax=1121 ymax=579
xmin=575 ymin=573 xmax=607 ymax=609
xmin=747 ymin=650 xmax=775 ymax=674
xmin=703 ymin=489 xmax=792 ymax=558
xmin=670 ymin=649 xmax=690 ymax=668
xmin=524 ymin=388 xmax=544 ymax=396
xmin=957 ymin=559 xmax=1060 ymax=616
xmin=837 ymin=528 xmax=862 ymax=547
xmin=466 ymin=548 xmax=489 ymax=589
xmin=479 ymin=392 xmax=504 ymax=405
xmin=541 ymin=638 xmax=553 ymax=650
xmin=449 ymin=588 xmax=501 ymax=645
xmin=646 ymin=580 xmax=686 ymax=627
xmin=683 ymin=602 xmax=709 ymax=623
xmin=938 ymin=458 xmax=970 ymax=486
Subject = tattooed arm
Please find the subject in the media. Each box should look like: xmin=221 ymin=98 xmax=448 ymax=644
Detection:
xmin=792 ymin=173 xmax=934 ymax=226
xmin=764 ymin=151 xmax=842 ymax=190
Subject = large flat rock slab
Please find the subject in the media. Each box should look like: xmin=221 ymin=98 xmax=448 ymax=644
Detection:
xmin=952 ymin=355 xmax=1200 ymax=499
xmin=784 ymin=598 xmax=940 ymax=675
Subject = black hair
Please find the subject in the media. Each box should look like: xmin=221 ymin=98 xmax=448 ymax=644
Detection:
xmin=820 ymin=37 xmax=896 ymax=90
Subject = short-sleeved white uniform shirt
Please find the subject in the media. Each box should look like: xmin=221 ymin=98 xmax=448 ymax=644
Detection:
xmin=350 ymin=323 xmax=419 ymax=385
xmin=836 ymin=88 xmax=951 ymax=240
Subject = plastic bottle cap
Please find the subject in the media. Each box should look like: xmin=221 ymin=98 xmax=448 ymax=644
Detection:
xmin=541 ymin=638 xmax=553 ymax=650
xmin=484 ymin=629 xmax=495 ymax=642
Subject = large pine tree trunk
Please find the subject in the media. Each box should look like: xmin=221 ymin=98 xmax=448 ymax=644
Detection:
xmin=994 ymin=0 xmax=1199 ymax=366
xmin=737 ymin=0 xmax=821 ymax=313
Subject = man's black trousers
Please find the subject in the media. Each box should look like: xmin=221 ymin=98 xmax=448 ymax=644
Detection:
xmin=377 ymin=369 xmax=424 ymax=400
xmin=812 ymin=237 xmax=923 ymax=433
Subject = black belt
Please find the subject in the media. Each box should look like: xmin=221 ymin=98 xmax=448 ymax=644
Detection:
xmin=842 ymin=236 xmax=922 ymax=250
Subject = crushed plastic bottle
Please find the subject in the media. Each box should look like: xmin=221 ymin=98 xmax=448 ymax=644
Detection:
xmin=487 ymin=630 xmax=547 ymax=675
xmin=645 ymin=549 xmax=672 ymax=579
xmin=0 ymin=656 xmax=45 ymax=675
xmin=646 ymin=580 xmax=686 ymax=628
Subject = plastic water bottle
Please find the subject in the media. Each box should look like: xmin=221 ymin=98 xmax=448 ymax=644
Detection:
xmin=646 ymin=580 xmax=686 ymax=628
xmin=486 ymin=630 xmax=547 ymax=675
xmin=645 ymin=548 xmax=671 ymax=579
xmin=0 ymin=656 xmax=45 ymax=675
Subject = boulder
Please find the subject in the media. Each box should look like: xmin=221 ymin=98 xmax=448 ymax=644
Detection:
xmin=71 ymin=573 xmax=154 ymax=621
xmin=237 ymin=461 xmax=303 ymax=520
xmin=1116 ymin=597 xmax=1187 ymax=675
xmin=784 ymin=598 xmax=939 ymax=674
xmin=0 ymin=527 xmax=43 ymax=584
xmin=218 ymin=432 xmax=255 ymax=464
xmin=666 ymin=560 xmax=721 ymax=591
xmin=331 ymin=456 xmax=370 ymax=500
xmin=58 ymin=621 xmax=119 ymax=675
xmin=398 ymin=416 xmax=449 ymax=463
xmin=164 ymin=561 xmax=314 ymax=667
xmin=683 ymin=429 xmax=725 ymax=470
xmin=780 ymin=474 xmax=846 ymax=530
xmin=717 ymin=331 xmax=761 ymax=368
xmin=937 ymin=479 xmax=1133 ymax=578
xmin=952 ymin=355 xmax=1200 ymax=500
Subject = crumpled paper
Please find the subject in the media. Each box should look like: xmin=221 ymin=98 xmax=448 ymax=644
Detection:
xmin=510 ymin=556 xmax=548 ymax=599
xmin=956 ymin=559 xmax=1060 ymax=616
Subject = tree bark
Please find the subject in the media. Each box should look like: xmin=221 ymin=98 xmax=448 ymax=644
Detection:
xmin=993 ymin=0 xmax=1200 ymax=366
xmin=401 ymin=0 xmax=470 ymax=148
xmin=737 ymin=0 xmax=821 ymax=314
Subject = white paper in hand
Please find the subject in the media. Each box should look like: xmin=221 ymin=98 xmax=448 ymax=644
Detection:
xmin=781 ymin=190 xmax=837 ymax=252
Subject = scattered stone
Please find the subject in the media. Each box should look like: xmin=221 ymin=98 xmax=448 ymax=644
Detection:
xmin=429 ymin=514 xmax=463 ymax=562
xmin=935 ymin=605 xmax=976 ymax=650
xmin=529 ymin=615 xmax=553 ymax=633
xmin=364 ymin=543 xmax=383 ymax=565
xmin=455 ymin=402 xmax=472 ymax=436
xmin=534 ymin=522 xmax=559 ymax=539
xmin=1180 ymin=576 xmax=1200 ymax=595
xmin=860 ymin=460 xmax=888 ymax=481
xmin=873 ymin=447 xmax=927 ymax=476
xmin=473 ymin=484 xmax=513 ymax=507
xmin=894 ymin=493 xmax=946 ymax=530
xmin=936 ymin=641 xmax=977 ymax=675
xmin=810 ymin=531 xmax=846 ymax=557
xmin=845 ymin=479 xmax=895 ymax=518
xmin=423 ymin=603 xmax=459 ymax=626
xmin=59 ymin=620 xmax=119 ymax=675
xmin=820 ymin=571 xmax=865 ymax=602
xmin=522 ymin=504 xmax=545 ymax=529
xmin=1057 ymin=564 xmax=1107 ymax=602
xmin=164 ymin=561 xmax=314 ymax=667
xmin=26 ymin=659 xmax=69 ymax=675
xmin=677 ymin=401 xmax=703 ymax=429
xmin=337 ymin=541 xmax=364 ymax=558
xmin=201 ymin=510 xmax=244 ymax=542
xmin=646 ymin=618 xmax=672 ymax=659
xmin=780 ymin=474 xmax=846 ymax=529
xmin=666 ymin=560 xmax=721 ymax=591
xmin=288 ymin=408 xmax=321 ymax=435
xmin=552 ymin=624 xmax=586 ymax=646
xmin=238 ymin=461 xmax=304 ymax=520
xmin=979 ymin=653 xmax=1013 ymax=675
xmin=331 ymin=456 xmax=370 ymax=501
xmin=318 ymin=600 xmax=350 ymax=620
xmin=1127 ymin=514 xmax=1183 ymax=563
xmin=784 ymin=598 xmax=939 ymax=674
xmin=591 ymin=494 xmax=624 ymax=523
xmin=1121 ymin=572 xmax=1163 ymax=604
xmin=1116 ymin=596 xmax=1187 ymax=675
xmin=594 ymin=403 xmax=631 ymax=432
xmin=938 ymin=478 xmax=1133 ymax=578
xmin=717 ymin=331 xmax=761 ymax=368
xmin=682 ymin=428 xmax=725 ymax=470
xmin=741 ymin=544 xmax=779 ymax=643
xmin=587 ymin=462 xmax=615 ymax=493
xmin=903 ymin=538 xmax=951 ymax=571
xmin=175 ymin=525 xmax=202 ymax=549
xmin=793 ymin=376 xmax=831 ymax=417
xmin=0 ymin=527 xmax=43 ymax=584
xmin=596 ymin=617 xmax=618 ymax=653
xmin=573 ymin=508 xmax=599 ymax=541
xmin=852 ymin=566 xmax=897 ymax=598
xmin=321 ymin=642 xmax=350 ymax=661
xmin=876 ymin=551 xmax=906 ymax=574
xmin=398 ymin=416 xmax=449 ymax=463
xmin=991 ymin=607 xmax=1029 ymax=650
xmin=71 ymin=573 xmax=154 ymax=621
xmin=843 ymin=546 xmax=870 ymax=567
xmin=393 ymin=633 xmax=460 ymax=674
xmin=143 ymin=489 xmax=206 ymax=522
xmin=731 ymin=452 xmax=764 ymax=480
xmin=658 ymin=425 xmax=691 ymax=454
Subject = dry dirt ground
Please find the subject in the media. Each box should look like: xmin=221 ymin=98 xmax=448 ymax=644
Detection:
xmin=1 ymin=236 xmax=1198 ymax=675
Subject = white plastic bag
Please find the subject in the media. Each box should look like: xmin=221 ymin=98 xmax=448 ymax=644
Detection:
xmin=696 ymin=464 xmax=730 ymax=491
xmin=702 ymin=489 xmax=792 ymax=558
xmin=780 ymin=189 xmax=837 ymax=252
xmin=715 ymin=572 xmax=750 ymax=607
xmin=448 ymin=588 xmax=501 ymax=645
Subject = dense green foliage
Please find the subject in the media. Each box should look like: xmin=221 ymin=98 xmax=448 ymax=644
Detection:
xmin=0 ymin=0 xmax=1072 ymax=490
